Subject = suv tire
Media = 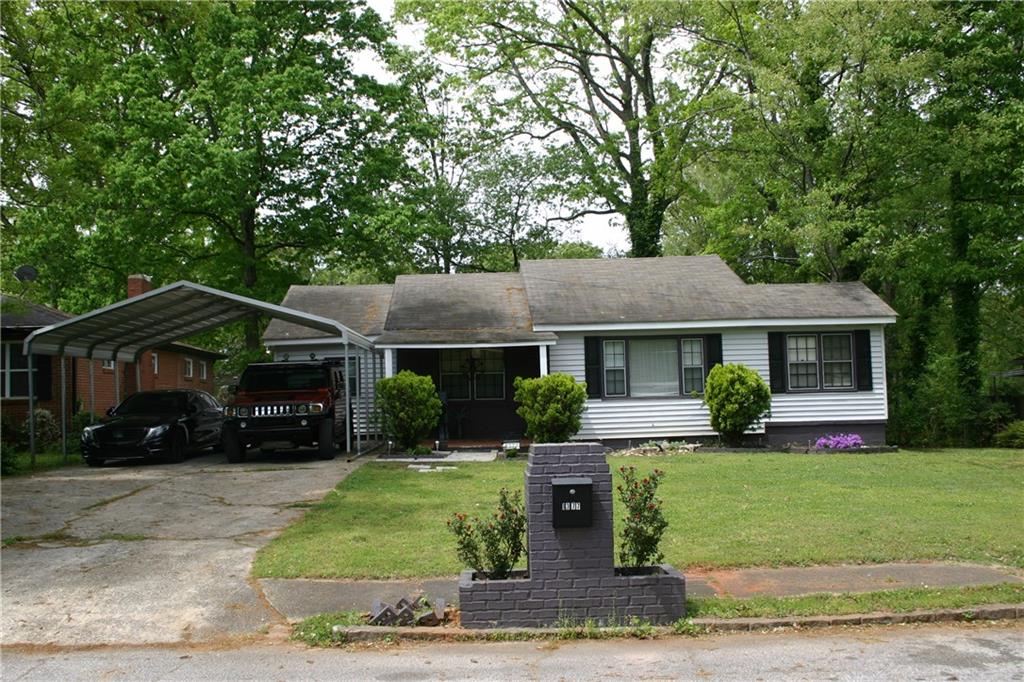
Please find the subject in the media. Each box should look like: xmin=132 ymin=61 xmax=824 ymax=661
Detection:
xmin=317 ymin=417 xmax=336 ymax=460
xmin=223 ymin=431 xmax=246 ymax=464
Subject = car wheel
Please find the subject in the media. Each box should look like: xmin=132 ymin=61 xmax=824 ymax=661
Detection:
xmin=223 ymin=431 xmax=246 ymax=464
xmin=317 ymin=418 xmax=336 ymax=460
xmin=85 ymin=456 xmax=104 ymax=467
xmin=167 ymin=429 xmax=187 ymax=463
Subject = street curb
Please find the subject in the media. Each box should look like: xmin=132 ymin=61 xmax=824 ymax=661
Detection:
xmin=320 ymin=603 xmax=1024 ymax=643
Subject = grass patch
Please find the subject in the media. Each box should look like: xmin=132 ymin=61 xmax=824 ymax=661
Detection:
xmin=687 ymin=583 xmax=1024 ymax=619
xmin=253 ymin=449 xmax=1024 ymax=579
xmin=2 ymin=448 xmax=83 ymax=477
xmin=292 ymin=611 xmax=367 ymax=646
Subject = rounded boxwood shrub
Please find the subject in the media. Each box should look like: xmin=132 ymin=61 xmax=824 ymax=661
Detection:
xmin=375 ymin=371 xmax=442 ymax=451
xmin=23 ymin=408 xmax=60 ymax=446
xmin=513 ymin=373 xmax=587 ymax=443
xmin=703 ymin=363 xmax=772 ymax=447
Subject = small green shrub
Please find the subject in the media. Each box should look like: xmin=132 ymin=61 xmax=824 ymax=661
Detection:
xmin=375 ymin=371 xmax=442 ymax=451
xmin=447 ymin=488 xmax=526 ymax=579
xmin=617 ymin=466 xmax=668 ymax=567
xmin=1 ymin=412 xmax=25 ymax=449
xmin=513 ymin=373 xmax=587 ymax=443
xmin=994 ymin=420 xmax=1024 ymax=449
xmin=703 ymin=363 xmax=772 ymax=446
xmin=23 ymin=408 xmax=60 ymax=446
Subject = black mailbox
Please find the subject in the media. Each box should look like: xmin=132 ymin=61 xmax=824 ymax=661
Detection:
xmin=552 ymin=477 xmax=593 ymax=528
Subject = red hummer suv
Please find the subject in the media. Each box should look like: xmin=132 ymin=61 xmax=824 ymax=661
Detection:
xmin=222 ymin=362 xmax=343 ymax=463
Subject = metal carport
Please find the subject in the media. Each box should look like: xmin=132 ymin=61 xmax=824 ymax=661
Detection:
xmin=22 ymin=281 xmax=378 ymax=460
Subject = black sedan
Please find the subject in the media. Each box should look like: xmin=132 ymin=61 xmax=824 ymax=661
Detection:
xmin=81 ymin=390 xmax=223 ymax=466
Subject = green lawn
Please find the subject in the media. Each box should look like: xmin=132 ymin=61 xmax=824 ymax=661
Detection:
xmin=1 ymin=447 xmax=84 ymax=477
xmin=252 ymin=449 xmax=1024 ymax=579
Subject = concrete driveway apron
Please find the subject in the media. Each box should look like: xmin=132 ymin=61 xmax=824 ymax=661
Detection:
xmin=1 ymin=452 xmax=363 ymax=646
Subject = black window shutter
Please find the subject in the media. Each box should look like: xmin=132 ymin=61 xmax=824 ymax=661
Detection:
xmin=34 ymin=355 xmax=53 ymax=401
xmin=704 ymin=334 xmax=723 ymax=375
xmin=583 ymin=337 xmax=602 ymax=398
xmin=767 ymin=332 xmax=786 ymax=393
xmin=854 ymin=329 xmax=873 ymax=391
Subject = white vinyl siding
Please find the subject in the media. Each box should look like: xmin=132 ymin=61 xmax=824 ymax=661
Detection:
xmin=549 ymin=326 xmax=888 ymax=440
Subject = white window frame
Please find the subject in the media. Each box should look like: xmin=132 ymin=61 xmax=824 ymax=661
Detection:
xmin=786 ymin=334 xmax=820 ymax=391
xmin=438 ymin=349 xmax=505 ymax=401
xmin=183 ymin=357 xmax=194 ymax=379
xmin=821 ymin=333 xmax=855 ymax=390
xmin=602 ymin=339 xmax=627 ymax=397
xmin=681 ymin=337 xmax=705 ymax=394
xmin=1 ymin=342 xmax=35 ymax=398
xmin=101 ymin=359 xmax=115 ymax=370
xmin=199 ymin=361 xmax=208 ymax=381
xmin=152 ymin=352 xmax=159 ymax=376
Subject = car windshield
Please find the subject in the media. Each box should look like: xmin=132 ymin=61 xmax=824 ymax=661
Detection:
xmin=116 ymin=392 xmax=188 ymax=415
xmin=239 ymin=366 xmax=329 ymax=392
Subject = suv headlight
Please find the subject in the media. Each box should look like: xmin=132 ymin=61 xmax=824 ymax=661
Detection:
xmin=296 ymin=404 xmax=308 ymax=415
xmin=145 ymin=425 xmax=170 ymax=440
xmin=237 ymin=406 xmax=250 ymax=418
xmin=309 ymin=403 xmax=324 ymax=414
xmin=225 ymin=406 xmax=236 ymax=417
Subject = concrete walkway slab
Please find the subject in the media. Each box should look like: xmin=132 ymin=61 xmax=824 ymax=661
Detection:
xmin=260 ymin=562 xmax=1022 ymax=623
xmin=705 ymin=562 xmax=1024 ymax=598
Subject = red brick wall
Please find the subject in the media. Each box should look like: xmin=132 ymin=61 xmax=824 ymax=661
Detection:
xmin=75 ymin=351 xmax=218 ymax=415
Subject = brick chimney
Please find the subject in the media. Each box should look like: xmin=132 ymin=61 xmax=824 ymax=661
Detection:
xmin=127 ymin=274 xmax=153 ymax=299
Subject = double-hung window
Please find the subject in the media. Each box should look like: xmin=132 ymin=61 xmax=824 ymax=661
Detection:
xmin=786 ymin=333 xmax=854 ymax=390
xmin=199 ymin=361 xmax=208 ymax=381
xmin=184 ymin=357 xmax=194 ymax=379
xmin=681 ymin=338 xmax=705 ymax=393
xmin=440 ymin=350 xmax=472 ymax=400
xmin=600 ymin=337 xmax=708 ymax=398
xmin=822 ymin=334 xmax=854 ymax=389
xmin=603 ymin=340 xmax=627 ymax=397
xmin=101 ymin=359 xmax=115 ymax=370
xmin=1 ymin=342 xmax=35 ymax=398
xmin=787 ymin=335 xmax=819 ymax=389
xmin=473 ymin=350 xmax=505 ymax=400
xmin=152 ymin=352 xmax=160 ymax=376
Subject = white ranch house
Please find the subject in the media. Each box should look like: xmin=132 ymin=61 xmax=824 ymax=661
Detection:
xmin=263 ymin=256 xmax=896 ymax=446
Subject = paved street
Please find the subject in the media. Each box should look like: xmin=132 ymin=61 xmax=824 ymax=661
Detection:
xmin=1 ymin=452 xmax=362 ymax=646
xmin=2 ymin=623 xmax=1022 ymax=680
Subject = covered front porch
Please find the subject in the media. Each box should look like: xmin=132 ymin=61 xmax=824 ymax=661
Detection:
xmin=384 ymin=343 xmax=551 ymax=441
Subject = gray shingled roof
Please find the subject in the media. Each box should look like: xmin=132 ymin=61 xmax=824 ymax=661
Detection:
xmin=374 ymin=273 xmax=556 ymax=346
xmin=1 ymin=295 xmax=70 ymax=329
xmin=264 ymin=284 xmax=394 ymax=341
xmin=520 ymin=256 xmax=895 ymax=325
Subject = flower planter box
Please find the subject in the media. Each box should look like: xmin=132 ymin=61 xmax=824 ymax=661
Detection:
xmin=459 ymin=563 xmax=685 ymax=629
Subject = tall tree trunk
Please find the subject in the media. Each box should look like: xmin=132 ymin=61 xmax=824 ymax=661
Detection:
xmin=241 ymin=206 xmax=260 ymax=350
xmin=949 ymin=171 xmax=981 ymax=443
xmin=626 ymin=180 xmax=664 ymax=257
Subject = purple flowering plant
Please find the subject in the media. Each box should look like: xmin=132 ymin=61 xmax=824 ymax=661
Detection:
xmin=814 ymin=433 xmax=865 ymax=450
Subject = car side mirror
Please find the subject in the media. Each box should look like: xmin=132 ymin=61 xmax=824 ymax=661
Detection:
xmin=105 ymin=407 xmax=115 ymax=416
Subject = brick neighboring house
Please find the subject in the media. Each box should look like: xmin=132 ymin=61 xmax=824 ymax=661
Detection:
xmin=1 ymin=275 xmax=224 ymax=427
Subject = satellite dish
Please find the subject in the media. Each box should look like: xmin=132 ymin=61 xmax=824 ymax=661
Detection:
xmin=14 ymin=265 xmax=38 ymax=283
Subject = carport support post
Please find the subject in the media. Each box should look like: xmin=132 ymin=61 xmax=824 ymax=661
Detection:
xmin=88 ymin=360 xmax=95 ymax=422
xmin=344 ymin=342 xmax=351 ymax=454
xmin=27 ymin=353 xmax=36 ymax=465
xmin=60 ymin=357 xmax=67 ymax=461
xmin=135 ymin=361 xmax=141 ymax=395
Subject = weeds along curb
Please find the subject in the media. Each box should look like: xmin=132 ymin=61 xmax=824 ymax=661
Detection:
xmin=316 ymin=603 xmax=1024 ymax=644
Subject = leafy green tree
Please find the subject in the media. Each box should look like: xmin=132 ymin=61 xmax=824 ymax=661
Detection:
xmin=399 ymin=0 xmax=726 ymax=257
xmin=2 ymin=1 xmax=413 ymax=348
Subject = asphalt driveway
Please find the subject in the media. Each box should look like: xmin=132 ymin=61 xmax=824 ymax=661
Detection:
xmin=0 ymin=452 xmax=363 ymax=646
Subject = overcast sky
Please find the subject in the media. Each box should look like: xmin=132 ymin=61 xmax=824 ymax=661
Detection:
xmin=360 ymin=0 xmax=630 ymax=254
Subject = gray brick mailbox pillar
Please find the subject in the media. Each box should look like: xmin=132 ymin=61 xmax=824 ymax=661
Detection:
xmin=459 ymin=443 xmax=686 ymax=628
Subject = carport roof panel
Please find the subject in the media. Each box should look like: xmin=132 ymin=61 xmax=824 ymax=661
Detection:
xmin=24 ymin=281 xmax=372 ymax=361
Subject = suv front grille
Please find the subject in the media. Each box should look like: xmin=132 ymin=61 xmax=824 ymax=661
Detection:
xmin=251 ymin=404 xmax=296 ymax=417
